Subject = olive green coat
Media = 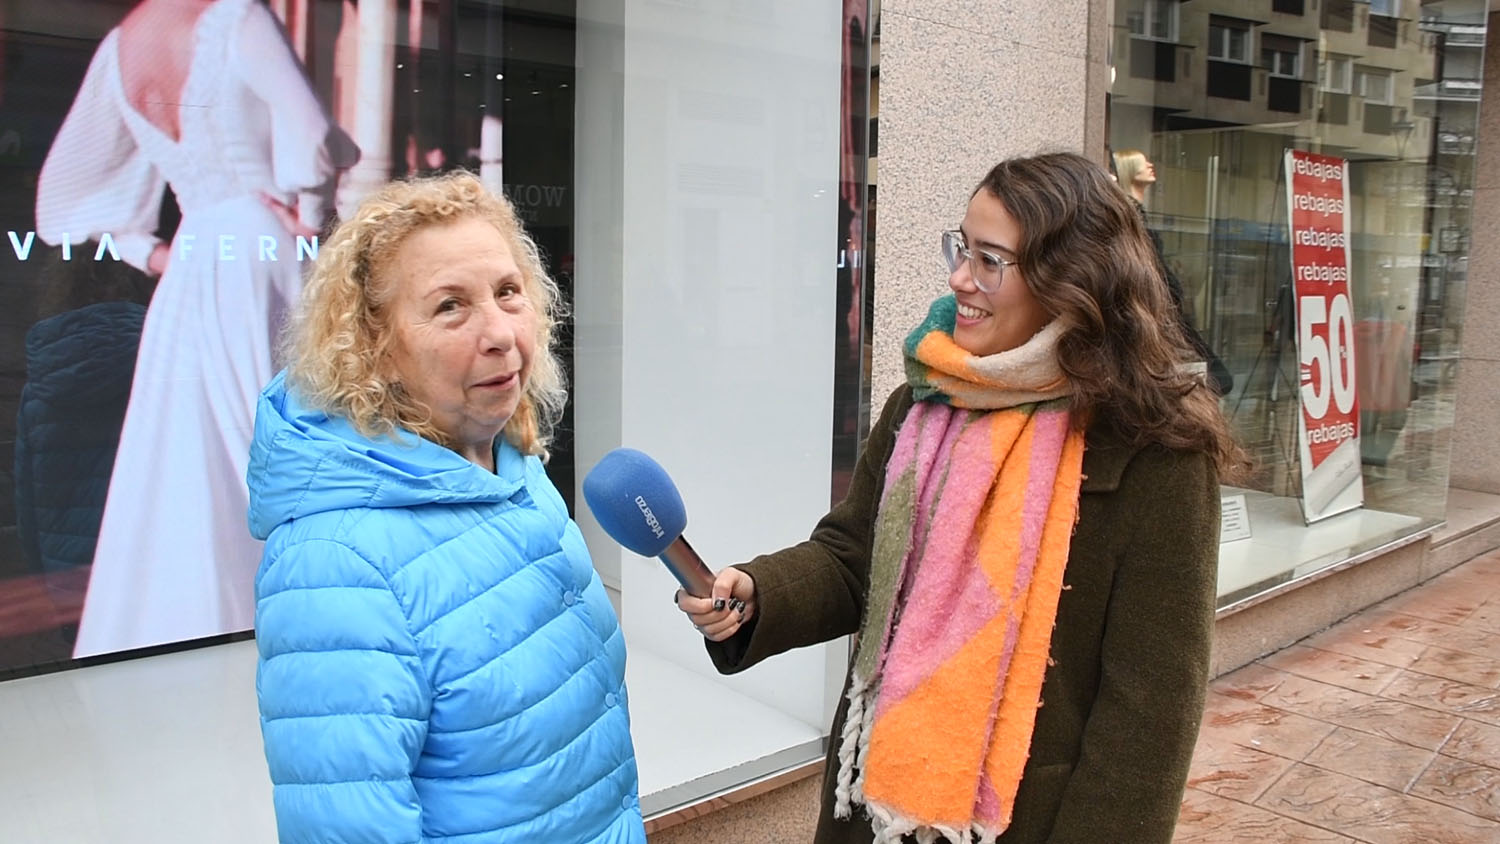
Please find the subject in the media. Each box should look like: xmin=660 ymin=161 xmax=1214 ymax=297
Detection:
xmin=707 ymin=386 xmax=1220 ymax=843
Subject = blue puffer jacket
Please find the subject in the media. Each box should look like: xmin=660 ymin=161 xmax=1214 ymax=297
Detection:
xmin=247 ymin=372 xmax=644 ymax=844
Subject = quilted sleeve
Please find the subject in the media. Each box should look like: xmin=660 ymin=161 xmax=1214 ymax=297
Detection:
xmin=255 ymin=538 xmax=432 ymax=844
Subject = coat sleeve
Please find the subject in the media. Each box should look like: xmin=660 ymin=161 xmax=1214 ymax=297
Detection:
xmin=705 ymin=386 xmax=911 ymax=674
xmin=232 ymin=2 xmax=359 ymax=229
xmin=256 ymin=539 xmax=432 ymax=844
xmin=35 ymin=35 xmax=165 ymax=274
xmin=1044 ymin=448 xmax=1220 ymax=843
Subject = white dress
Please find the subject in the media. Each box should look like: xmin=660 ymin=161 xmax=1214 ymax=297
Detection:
xmin=35 ymin=0 xmax=358 ymax=658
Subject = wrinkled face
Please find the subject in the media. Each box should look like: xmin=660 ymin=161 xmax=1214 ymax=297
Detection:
xmin=947 ymin=190 xmax=1051 ymax=357
xmin=383 ymin=216 xmax=537 ymax=461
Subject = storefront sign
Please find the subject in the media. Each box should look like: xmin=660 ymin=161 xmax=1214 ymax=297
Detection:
xmin=0 ymin=0 xmax=586 ymax=673
xmin=1220 ymin=494 xmax=1252 ymax=543
xmin=1285 ymin=150 xmax=1364 ymax=523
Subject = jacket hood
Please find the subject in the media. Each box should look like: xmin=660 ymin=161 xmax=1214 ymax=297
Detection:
xmin=246 ymin=371 xmax=528 ymax=540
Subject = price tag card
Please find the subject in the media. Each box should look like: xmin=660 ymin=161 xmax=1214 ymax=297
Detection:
xmin=1220 ymin=494 xmax=1252 ymax=543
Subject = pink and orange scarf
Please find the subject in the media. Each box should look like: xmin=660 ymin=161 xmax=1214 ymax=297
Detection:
xmin=836 ymin=295 xmax=1086 ymax=843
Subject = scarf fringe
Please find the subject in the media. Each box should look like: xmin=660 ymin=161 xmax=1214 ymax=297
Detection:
xmin=853 ymin=675 xmax=877 ymax=800
xmin=837 ymin=672 xmax=1011 ymax=844
xmin=864 ymin=800 xmax=970 ymax=844
xmin=833 ymin=670 xmax=871 ymax=819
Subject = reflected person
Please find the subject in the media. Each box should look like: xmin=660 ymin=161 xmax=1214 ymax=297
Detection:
xmin=1113 ymin=148 xmax=1232 ymax=395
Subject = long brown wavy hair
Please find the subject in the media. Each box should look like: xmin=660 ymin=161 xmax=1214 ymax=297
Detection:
xmin=976 ymin=152 xmax=1248 ymax=477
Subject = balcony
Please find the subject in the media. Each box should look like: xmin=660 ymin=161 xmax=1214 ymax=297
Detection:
xmin=1369 ymin=15 xmax=1399 ymax=50
xmin=1208 ymin=60 xmax=1253 ymax=101
xmin=1414 ymin=78 xmax=1484 ymax=102
xmin=1267 ymin=76 xmax=1305 ymax=113
xmin=1128 ymin=37 xmax=1183 ymax=83
xmin=1322 ymin=0 xmax=1355 ymax=33
xmin=1420 ymin=20 xmax=1487 ymax=47
xmin=1448 ymin=26 xmax=1487 ymax=47
xmin=1364 ymin=102 xmax=1395 ymax=135
xmin=1437 ymin=130 xmax=1477 ymax=155
xmin=1319 ymin=93 xmax=1351 ymax=125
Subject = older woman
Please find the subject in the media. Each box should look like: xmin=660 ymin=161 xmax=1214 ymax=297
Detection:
xmin=247 ymin=172 xmax=644 ymax=843
xmin=678 ymin=153 xmax=1245 ymax=844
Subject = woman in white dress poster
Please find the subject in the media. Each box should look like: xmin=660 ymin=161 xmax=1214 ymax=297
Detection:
xmin=35 ymin=0 xmax=359 ymax=657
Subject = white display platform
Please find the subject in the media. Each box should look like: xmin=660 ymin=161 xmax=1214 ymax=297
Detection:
xmin=1215 ymin=487 xmax=1430 ymax=609
xmin=0 ymin=635 xmax=827 ymax=841
xmin=626 ymin=647 xmax=824 ymax=814
xmin=0 ymin=640 xmax=273 ymax=844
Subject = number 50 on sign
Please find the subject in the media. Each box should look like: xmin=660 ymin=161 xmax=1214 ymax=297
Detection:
xmin=1299 ymin=292 xmax=1357 ymax=420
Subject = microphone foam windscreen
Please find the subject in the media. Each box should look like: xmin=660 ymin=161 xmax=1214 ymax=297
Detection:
xmin=582 ymin=448 xmax=688 ymax=558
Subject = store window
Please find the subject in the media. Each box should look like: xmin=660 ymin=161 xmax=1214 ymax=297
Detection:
xmin=572 ymin=0 xmax=874 ymax=814
xmin=0 ymin=0 xmax=585 ymax=673
xmin=1263 ymin=35 xmax=1304 ymax=78
xmin=1322 ymin=53 xmax=1355 ymax=92
xmin=1208 ymin=18 xmax=1253 ymax=63
xmin=0 ymin=0 xmax=876 ymax=818
xmin=1109 ymin=0 xmax=1486 ymax=606
xmin=1357 ymin=66 xmax=1396 ymax=104
xmin=1127 ymin=0 xmax=1179 ymax=42
xmin=1128 ymin=0 xmax=1183 ymax=82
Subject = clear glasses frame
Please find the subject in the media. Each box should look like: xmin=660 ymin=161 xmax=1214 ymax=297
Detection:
xmin=941 ymin=230 xmax=1018 ymax=293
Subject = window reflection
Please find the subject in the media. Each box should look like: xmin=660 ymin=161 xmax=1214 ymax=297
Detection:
xmin=1110 ymin=0 xmax=1486 ymax=605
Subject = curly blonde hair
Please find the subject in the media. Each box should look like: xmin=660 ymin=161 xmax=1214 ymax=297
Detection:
xmin=283 ymin=171 xmax=567 ymax=458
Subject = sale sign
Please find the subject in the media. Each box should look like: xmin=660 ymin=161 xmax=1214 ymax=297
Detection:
xmin=1285 ymin=150 xmax=1363 ymax=523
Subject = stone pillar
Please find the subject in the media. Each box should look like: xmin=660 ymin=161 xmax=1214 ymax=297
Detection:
xmin=1449 ymin=9 xmax=1500 ymax=494
xmin=871 ymin=0 xmax=1099 ymax=401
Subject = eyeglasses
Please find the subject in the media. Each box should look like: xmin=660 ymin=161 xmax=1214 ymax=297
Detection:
xmin=941 ymin=230 xmax=1019 ymax=294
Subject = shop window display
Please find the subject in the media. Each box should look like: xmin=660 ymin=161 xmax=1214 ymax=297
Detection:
xmin=1110 ymin=0 xmax=1486 ymax=606
xmin=0 ymin=0 xmax=875 ymax=819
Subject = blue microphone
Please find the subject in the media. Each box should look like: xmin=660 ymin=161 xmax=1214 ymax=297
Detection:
xmin=582 ymin=448 xmax=717 ymax=598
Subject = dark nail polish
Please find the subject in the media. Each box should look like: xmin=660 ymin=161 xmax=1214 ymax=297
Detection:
xmin=713 ymin=598 xmax=726 ymax=612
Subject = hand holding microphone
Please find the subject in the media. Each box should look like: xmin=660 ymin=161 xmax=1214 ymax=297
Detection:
xmin=679 ymin=567 xmax=755 ymax=642
xmin=582 ymin=448 xmax=756 ymax=641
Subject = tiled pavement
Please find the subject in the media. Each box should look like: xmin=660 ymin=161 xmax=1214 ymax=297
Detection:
xmin=1176 ymin=550 xmax=1500 ymax=843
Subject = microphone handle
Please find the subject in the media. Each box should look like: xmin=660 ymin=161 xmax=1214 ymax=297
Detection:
xmin=659 ymin=535 xmax=717 ymax=598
